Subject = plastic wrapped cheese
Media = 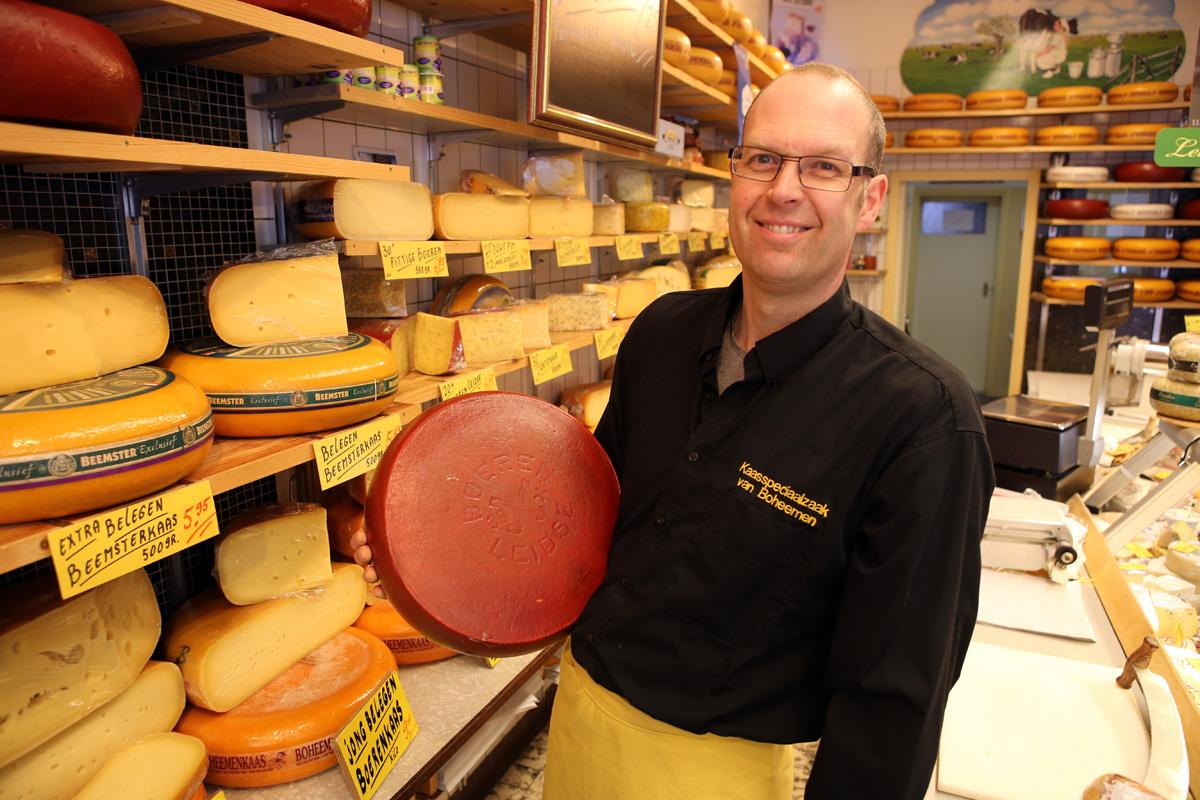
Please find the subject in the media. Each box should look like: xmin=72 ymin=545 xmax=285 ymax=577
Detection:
xmin=341 ymin=270 xmax=409 ymax=318
xmin=215 ymin=504 xmax=334 ymax=606
xmin=0 ymin=229 xmax=65 ymax=284
xmin=677 ymin=179 xmax=715 ymax=208
xmin=413 ymin=312 xmax=466 ymax=375
xmin=510 ymin=299 xmax=551 ymax=351
xmin=1166 ymin=542 xmax=1200 ymax=582
xmin=521 ymin=151 xmax=586 ymax=197
xmin=1169 ymin=332 xmax=1200 ymax=384
xmin=349 ymin=316 xmax=416 ymax=377
xmin=547 ymin=293 xmax=611 ymax=331
xmin=454 ymin=308 xmax=525 ymax=363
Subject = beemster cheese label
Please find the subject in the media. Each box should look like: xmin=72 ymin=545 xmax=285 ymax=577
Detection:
xmin=206 ymin=375 xmax=399 ymax=413
xmin=0 ymin=366 xmax=172 ymax=412
xmin=181 ymin=334 xmax=371 ymax=359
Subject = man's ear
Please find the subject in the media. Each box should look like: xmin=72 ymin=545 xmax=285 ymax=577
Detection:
xmin=857 ymin=174 xmax=888 ymax=231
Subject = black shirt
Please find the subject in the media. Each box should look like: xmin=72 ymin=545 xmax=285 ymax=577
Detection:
xmin=572 ymin=278 xmax=994 ymax=800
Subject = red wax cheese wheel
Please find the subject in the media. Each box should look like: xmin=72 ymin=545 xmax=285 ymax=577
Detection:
xmin=967 ymin=127 xmax=1030 ymax=147
xmin=1037 ymin=85 xmax=1103 ymax=107
xmin=1042 ymin=276 xmax=1101 ymax=301
xmin=1183 ymin=240 xmax=1200 ymax=262
xmin=1179 ymin=280 xmax=1200 ymax=300
xmin=1133 ymin=278 xmax=1175 ymax=302
xmin=243 ymin=0 xmax=371 ymax=36
xmin=176 ymin=628 xmax=393 ymax=788
xmin=1113 ymin=162 xmax=1187 ymax=183
xmin=1036 ymin=125 xmax=1099 ymax=145
xmin=1044 ymin=237 xmax=1111 ymax=260
xmin=872 ymin=95 xmax=900 ymax=112
xmin=965 ymin=89 xmax=1027 ymax=110
xmin=1112 ymin=238 xmax=1181 ymax=261
xmin=1043 ymin=198 xmax=1109 ymax=219
xmin=1107 ymin=123 xmax=1169 ymax=145
xmin=0 ymin=0 xmax=143 ymax=135
xmin=903 ymin=93 xmax=962 ymax=111
xmin=354 ymin=602 xmax=458 ymax=665
xmin=906 ymin=129 xmax=964 ymax=147
xmin=1180 ymin=199 xmax=1200 ymax=220
xmin=365 ymin=392 xmax=619 ymax=656
xmin=1106 ymin=81 xmax=1179 ymax=105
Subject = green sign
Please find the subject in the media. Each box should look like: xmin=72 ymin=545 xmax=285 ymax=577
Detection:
xmin=1155 ymin=128 xmax=1200 ymax=168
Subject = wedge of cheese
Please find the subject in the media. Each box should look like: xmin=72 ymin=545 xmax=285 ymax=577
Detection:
xmin=638 ymin=264 xmax=692 ymax=297
xmin=668 ymin=203 xmax=692 ymax=234
xmin=583 ymin=278 xmax=657 ymax=319
xmin=690 ymin=206 xmax=719 ymax=232
xmin=547 ymin=293 xmax=611 ymax=331
xmin=677 ymin=179 xmax=715 ymax=207
xmin=164 ymin=563 xmax=368 ymax=712
xmin=529 ymin=196 xmax=593 ymax=238
xmin=216 ymin=504 xmax=334 ymax=606
xmin=293 ymin=179 xmax=434 ymax=241
xmin=349 ymin=316 xmax=417 ymax=377
xmin=461 ymin=170 xmax=529 ymax=197
xmin=593 ymin=203 xmax=625 ymax=236
xmin=612 ymin=168 xmax=654 ymax=202
xmin=1167 ymin=542 xmax=1200 ymax=583
xmin=0 ymin=229 xmax=65 ymax=284
xmin=694 ymin=256 xmax=741 ymax=289
xmin=207 ymin=249 xmax=346 ymax=347
xmin=341 ymin=270 xmax=410 ymax=318
xmin=511 ymin=299 xmax=551 ymax=351
xmin=560 ymin=381 xmax=612 ymax=431
xmin=72 ymin=732 xmax=207 ymax=800
xmin=433 ymin=193 xmax=530 ymax=240
xmin=625 ymin=201 xmax=670 ymax=232
xmin=413 ymin=312 xmax=465 ymax=375
xmin=521 ymin=151 xmax=586 ymax=197
xmin=456 ymin=308 xmax=525 ymax=363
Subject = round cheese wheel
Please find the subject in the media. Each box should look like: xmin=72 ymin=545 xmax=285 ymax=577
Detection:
xmin=365 ymin=392 xmax=619 ymax=656
xmin=1042 ymin=276 xmax=1101 ymax=301
xmin=1110 ymin=203 xmax=1174 ymax=220
xmin=187 ymin=784 xmax=205 ymax=800
xmin=430 ymin=274 xmax=511 ymax=316
xmin=702 ymin=149 xmax=731 ymax=171
xmin=1178 ymin=280 xmax=1200 ymax=301
xmin=661 ymin=26 xmax=691 ymax=69
xmin=1035 ymin=125 xmax=1100 ymax=145
xmin=692 ymin=0 xmax=730 ymax=24
xmin=159 ymin=334 xmax=399 ymax=438
xmin=1167 ymin=332 xmax=1200 ymax=383
xmin=1113 ymin=162 xmax=1187 ymax=183
xmin=717 ymin=69 xmax=736 ymax=94
xmin=745 ymin=32 xmax=768 ymax=60
xmin=325 ymin=491 xmax=363 ymax=559
xmin=0 ymin=366 xmax=214 ymax=525
xmin=903 ymin=93 xmax=963 ymax=111
xmin=872 ymin=94 xmax=900 ymax=112
xmin=1107 ymin=123 xmax=1169 ymax=145
xmin=905 ymin=128 xmax=964 ymax=147
xmin=1112 ymin=238 xmax=1181 ymax=261
xmin=1180 ymin=199 xmax=1200 ymax=220
xmin=354 ymin=603 xmax=459 ymax=665
xmin=1106 ymin=81 xmax=1179 ymax=105
xmin=965 ymin=89 xmax=1028 ymax=110
xmin=967 ymin=127 xmax=1030 ymax=147
xmin=1044 ymin=236 xmax=1111 ymax=260
xmin=1042 ymin=198 xmax=1109 ymax=219
xmin=1133 ymin=278 xmax=1175 ymax=302
xmin=684 ymin=47 xmax=723 ymax=86
xmin=1044 ymin=165 xmax=1109 ymax=183
xmin=1151 ymin=377 xmax=1200 ymax=421
xmin=764 ymin=49 xmax=790 ymax=76
xmin=1037 ymin=85 xmax=1103 ymax=108
xmin=244 ymin=0 xmax=370 ymax=36
xmin=885 ymin=131 xmax=894 ymax=149
xmin=1 ymin=1 xmax=143 ymax=135
xmin=1183 ymin=240 xmax=1200 ymax=262
xmin=720 ymin=12 xmax=752 ymax=43
xmin=176 ymin=628 xmax=394 ymax=788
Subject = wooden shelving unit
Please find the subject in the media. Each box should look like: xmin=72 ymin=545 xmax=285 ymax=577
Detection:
xmin=846 ymin=270 xmax=883 ymax=277
xmin=663 ymin=0 xmax=779 ymax=87
xmin=1043 ymin=182 xmax=1199 ymax=190
xmin=339 ymin=233 xmax=712 ymax=258
xmin=1034 ymin=255 xmax=1200 ymax=268
xmin=887 ymin=144 xmax=1157 ymax=156
xmin=1032 ymin=291 xmax=1200 ymax=309
xmin=882 ymin=100 xmax=1188 ymax=120
xmin=1039 ymin=218 xmax=1200 ymax=227
xmin=660 ymin=64 xmax=736 ymax=127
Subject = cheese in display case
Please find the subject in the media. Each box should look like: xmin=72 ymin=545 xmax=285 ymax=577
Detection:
xmin=293 ymin=179 xmax=434 ymax=241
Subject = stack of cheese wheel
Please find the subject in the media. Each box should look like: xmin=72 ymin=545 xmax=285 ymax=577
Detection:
xmin=1043 ymin=198 xmax=1109 ymax=219
xmin=1180 ymin=199 xmax=1200 ymax=220
xmin=1045 ymin=165 xmax=1109 ymax=183
xmin=760 ymin=46 xmax=788 ymax=75
xmin=1184 ymin=240 xmax=1200 ymax=262
xmin=872 ymin=94 xmax=900 ymax=112
xmin=1132 ymin=278 xmax=1175 ymax=302
xmin=965 ymin=89 xmax=1027 ymax=110
xmin=1112 ymin=238 xmax=1181 ymax=261
xmin=1110 ymin=203 xmax=1173 ymax=221
xmin=1151 ymin=332 xmax=1200 ymax=421
xmin=1179 ymin=279 xmax=1200 ymax=300
xmin=903 ymin=93 xmax=963 ymax=111
xmin=1114 ymin=162 xmax=1187 ymax=183
xmin=1037 ymin=85 xmax=1102 ymax=108
xmin=1041 ymin=276 xmax=1100 ymax=301
xmin=1107 ymin=123 xmax=1169 ymax=145
xmin=968 ymin=127 xmax=1030 ymax=147
xmin=906 ymin=128 xmax=963 ymax=147
xmin=1106 ymin=81 xmax=1179 ymax=105
xmin=685 ymin=47 xmax=723 ymax=86
xmin=354 ymin=601 xmax=459 ymax=665
xmin=744 ymin=31 xmax=768 ymax=58
xmin=662 ymin=26 xmax=691 ymax=69
xmin=1036 ymin=125 xmax=1099 ymax=145
xmin=693 ymin=0 xmax=730 ymax=23
xmin=1045 ymin=236 xmax=1111 ymax=260
xmin=720 ymin=10 xmax=752 ymax=42
xmin=884 ymin=131 xmax=894 ymax=149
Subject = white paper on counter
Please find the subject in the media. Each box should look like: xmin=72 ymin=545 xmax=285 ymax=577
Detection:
xmin=976 ymin=568 xmax=1096 ymax=641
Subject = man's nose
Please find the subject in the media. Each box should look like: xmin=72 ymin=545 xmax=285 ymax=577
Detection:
xmin=766 ymin=161 xmax=810 ymax=205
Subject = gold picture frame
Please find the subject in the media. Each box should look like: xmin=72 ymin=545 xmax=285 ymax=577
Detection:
xmin=529 ymin=0 xmax=667 ymax=148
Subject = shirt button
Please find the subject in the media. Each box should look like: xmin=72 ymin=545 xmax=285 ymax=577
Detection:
xmin=769 ymin=379 xmax=781 ymax=391
xmin=620 ymin=576 xmax=630 ymax=586
xmin=585 ymin=632 xmax=594 ymax=642
xmin=704 ymin=390 xmax=716 ymax=401
xmin=687 ymin=451 xmax=700 ymax=463
xmin=703 ymin=352 xmax=714 ymax=362
xmin=655 ymin=514 xmax=669 ymax=527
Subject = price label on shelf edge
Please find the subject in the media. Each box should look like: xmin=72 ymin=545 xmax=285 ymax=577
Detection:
xmin=528 ymin=344 xmax=573 ymax=385
xmin=481 ymin=239 xmax=533 ymax=274
xmin=313 ymin=414 xmax=404 ymax=491
xmin=439 ymin=367 xmax=500 ymax=401
xmin=709 ymin=232 xmax=727 ymax=250
xmin=1186 ymin=315 xmax=1200 ymax=333
xmin=554 ymin=238 xmax=592 ymax=267
xmin=657 ymin=232 xmax=681 ymax=255
xmin=687 ymin=231 xmax=708 ymax=251
xmin=594 ymin=327 xmax=625 ymax=360
xmin=334 ymin=671 xmax=418 ymax=800
xmin=378 ymin=241 xmax=449 ymax=280
xmin=615 ymin=235 xmax=644 ymax=261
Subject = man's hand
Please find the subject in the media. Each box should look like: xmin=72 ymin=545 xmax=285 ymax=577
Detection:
xmin=349 ymin=528 xmax=387 ymax=599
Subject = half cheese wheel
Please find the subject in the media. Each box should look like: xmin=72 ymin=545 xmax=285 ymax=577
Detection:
xmin=365 ymin=392 xmax=619 ymax=656
xmin=1178 ymin=279 xmax=1200 ymax=299
xmin=1043 ymin=198 xmax=1109 ymax=219
xmin=430 ymin=274 xmax=512 ymax=316
xmin=1112 ymin=238 xmax=1181 ymax=261
xmin=1151 ymin=377 xmax=1200 ymax=421
xmin=1110 ymin=203 xmax=1173 ymax=220
xmin=906 ymin=128 xmax=963 ymax=147
xmin=176 ymin=628 xmax=394 ymax=788
xmin=159 ymin=334 xmax=399 ymax=438
xmin=0 ymin=366 xmax=214 ymax=525
xmin=903 ymin=93 xmax=962 ymax=111
xmin=965 ymin=89 xmax=1027 ymax=110
xmin=72 ymin=732 xmax=207 ymax=800
xmin=1044 ymin=237 xmax=1111 ymax=260
xmin=662 ymin=26 xmax=691 ymax=69
xmin=872 ymin=94 xmax=900 ymax=112
xmin=1133 ymin=278 xmax=1175 ymax=302
xmin=1106 ymin=81 xmax=1179 ymax=105
xmin=1045 ymin=165 xmax=1109 ymax=183
xmin=1042 ymin=276 xmax=1100 ymax=301
xmin=1036 ymin=125 xmax=1099 ymax=145
xmin=1107 ymin=123 xmax=1169 ymax=145
xmin=968 ymin=127 xmax=1029 ymax=147
xmin=684 ymin=48 xmax=723 ymax=86
xmin=354 ymin=602 xmax=458 ymax=665
xmin=1114 ymin=161 xmax=1187 ymax=183
xmin=1037 ymin=85 xmax=1102 ymax=108
xmin=1180 ymin=199 xmax=1200 ymax=220
xmin=1182 ymin=240 xmax=1200 ymax=262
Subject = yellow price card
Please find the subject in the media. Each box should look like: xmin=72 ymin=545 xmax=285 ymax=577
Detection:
xmin=657 ymin=232 xmax=681 ymax=255
xmin=529 ymin=344 xmax=573 ymax=385
xmin=482 ymin=239 xmax=532 ymax=274
xmin=211 ymin=793 xmax=228 ymax=800
xmin=49 ymin=481 xmax=217 ymax=599
xmin=1186 ymin=316 xmax=1200 ymax=333
xmin=335 ymin=671 xmax=418 ymax=800
xmin=378 ymin=241 xmax=449 ymax=280
xmin=1124 ymin=542 xmax=1154 ymax=559
xmin=687 ymin=231 xmax=708 ymax=251
xmin=313 ymin=414 xmax=403 ymax=491
xmin=555 ymin=238 xmax=592 ymax=267
xmin=615 ymin=235 xmax=644 ymax=261
xmin=485 ymin=657 xmax=501 ymax=668
xmin=594 ymin=327 xmax=625 ymax=360
xmin=439 ymin=367 xmax=499 ymax=401
xmin=710 ymin=232 xmax=727 ymax=250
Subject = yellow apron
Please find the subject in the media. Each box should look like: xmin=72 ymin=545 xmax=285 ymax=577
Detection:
xmin=543 ymin=641 xmax=794 ymax=800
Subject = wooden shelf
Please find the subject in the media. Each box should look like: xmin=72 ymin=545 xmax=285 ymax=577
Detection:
xmin=1035 ymin=255 xmax=1200 ymax=268
xmin=42 ymin=0 xmax=406 ymax=75
xmin=0 ymin=121 xmax=411 ymax=181
xmin=660 ymin=64 xmax=736 ymax=128
xmin=1039 ymin=218 xmax=1200 ymax=227
xmin=339 ymin=233 xmax=717 ymax=258
xmin=860 ymin=227 xmax=886 ymax=235
xmin=883 ymin=100 xmax=1188 ymax=120
xmin=846 ymin=270 xmax=884 ymax=277
xmin=664 ymin=0 xmax=779 ymax=87
xmin=1032 ymin=291 xmax=1200 ymax=308
xmin=887 ymin=144 xmax=1156 ymax=156
xmin=252 ymin=84 xmax=728 ymax=180
xmin=1042 ymin=182 xmax=1199 ymax=190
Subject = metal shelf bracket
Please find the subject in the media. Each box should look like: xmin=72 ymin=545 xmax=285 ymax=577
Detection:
xmin=267 ymin=101 xmax=348 ymax=146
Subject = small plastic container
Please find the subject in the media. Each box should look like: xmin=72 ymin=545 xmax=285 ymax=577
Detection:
xmin=414 ymin=35 xmax=441 ymax=73
xmin=350 ymin=66 xmax=376 ymax=90
xmin=398 ymin=65 xmax=420 ymax=99
xmin=375 ymin=65 xmax=400 ymax=95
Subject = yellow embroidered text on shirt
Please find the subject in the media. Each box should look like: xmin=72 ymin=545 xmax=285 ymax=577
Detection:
xmin=736 ymin=461 xmax=830 ymax=527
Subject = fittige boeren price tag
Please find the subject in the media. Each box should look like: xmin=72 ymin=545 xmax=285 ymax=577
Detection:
xmin=378 ymin=241 xmax=449 ymax=279
xmin=529 ymin=344 xmax=573 ymax=385
xmin=554 ymin=238 xmax=592 ymax=267
xmin=594 ymin=327 xmax=625 ymax=360
xmin=615 ymin=235 xmax=644 ymax=261
xmin=481 ymin=239 xmax=533 ymax=274
xmin=313 ymin=414 xmax=403 ymax=491
xmin=657 ymin=232 xmax=681 ymax=255
xmin=439 ymin=367 xmax=499 ymax=401
xmin=687 ymin=231 xmax=708 ymax=251
xmin=335 ymin=671 xmax=418 ymax=800
xmin=709 ymin=232 xmax=727 ymax=250
xmin=1186 ymin=316 xmax=1200 ymax=333
xmin=49 ymin=481 xmax=217 ymax=599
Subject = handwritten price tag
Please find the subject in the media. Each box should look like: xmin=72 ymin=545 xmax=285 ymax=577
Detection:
xmin=482 ymin=239 xmax=532 ymax=274
xmin=657 ymin=233 xmax=680 ymax=255
xmin=48 ymin=481 xmax=217 ymax=599
xmin=335 ymin=671 xmax=418 ymax=800
xmin=529 ymin=344 xmax=573 ymax=384
xmin=554 ymin=238 xmax=592 ymax=267
xmin=615 ymin=235 xmax=644 ymax=261
xmin=378 ymin=241 xmax=448 ymax=279
xmin=439 ymin=367 xmax=499 ymax=401
xmin=710 ymin=232 xmax=727 ymax=250
xmin=1187 ymin=316 xmax=1200 ymax=333
xmin=485 ymin=657 xmax=501 ymax=668
xmin=211 ymin=793 xmax=228 ymax=800
xmin=687 ymin=231 xmax=708 ymax=251
xmin=594 ymin=327 xmax=625 ymax=360
xmin=313 ymin=415 xmax=403 ymax=491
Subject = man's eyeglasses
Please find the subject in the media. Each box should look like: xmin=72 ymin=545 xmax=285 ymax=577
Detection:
xmin=728 ymin=146 xmax=877 ymax=192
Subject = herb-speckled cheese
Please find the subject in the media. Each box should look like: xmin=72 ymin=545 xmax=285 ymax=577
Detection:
xmin=547 ymin=293 xmax=611 ymax=331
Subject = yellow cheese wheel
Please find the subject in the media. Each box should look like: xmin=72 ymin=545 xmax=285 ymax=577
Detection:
xmin=703 ymin=149 xmax=731 ymax=171
xmin=176 ymin=628 xmax=394 ymax=788
xmin=1044 ymin=236 xmax=1111 ymax=260
xmin=1178 ymin=280 xmax=1200 ymax=301
xmin=684 ymin=47 xmax=723 ymax=86
xmin=760 ymin=46 xmax=788 ymax=75
xmin=1106 ymin=123 xmax=1170 ymax=145
xmin=1037 ymin=85 xmax=1103 ymax=107
xmin=1042 ymin=276 xmax=1101 ymax=301
xmin=662 ymin=26 xmax=691 ymax=69
xmin=905 ymin=128 xmax=964 ymax=147
xmin=692 ymin=0 xmax=730 ymax=24
xmin=0 ymin=366 xmax=214 ymax=525
xmin=884 ymin=131 xmax=894 ymax=149
xmin=1106 ymin=81 xmax=1179 ymax=105
xmin=965 ymin=89 xmax=1028 ymax=110
xmin=903 ymin=93 xmax=963 ymax=111
xmin=1133 ymin=278 xmax=1176 ymax=302
xmin=716 ymin=69 xmax=736 ymax=95
xmin=967 ymin=127 xmax=1030 ymax=147
xmin=159 ymin=334 xmax=399 ymax=438
xmin=745 ymin=31 xmax=768 ymax=59
xmin=1183 ymin=240 xmax=1200 ymax=262
xmin=354 ymin=602 xmax=459 ymax=665
xmin=1035 ymin=125 xmax=1100 ymax=145
xmin=1112 ymin=237 xmax=1181 ymax=261
xmin=720 ymin=11 xmax=752 ymax=42
xmin=872 ymin=94 xmax=900 ymax=112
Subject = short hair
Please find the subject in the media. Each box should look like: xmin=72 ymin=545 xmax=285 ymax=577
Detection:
xmin=748 ymin=63 xmax=887 ymax=172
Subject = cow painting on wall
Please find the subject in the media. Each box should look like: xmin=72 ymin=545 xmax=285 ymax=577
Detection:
xmin=900 ymin=0 xmax=1185 ymax=95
